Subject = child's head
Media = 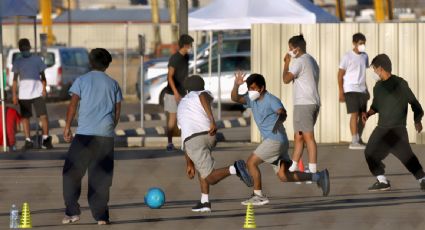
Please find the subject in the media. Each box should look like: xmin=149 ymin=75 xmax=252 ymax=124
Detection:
xmin=184 ymin=75 xmax=205 ymax=92
xmin=178 ymin=34 xmax=194 ymax=54
xmin=288 ymin=34 xmax=306 ymax=55
xmin=89 ymin=48 xmax=112 ymax=71
xmin=371 ymin=54 xmax=392 ymax=75
xmin=352 ymin=33 xmax=366 ymax=52
xmin=18 ymin=38 xmax=31 ymax=52
xmin=246 ymin=74 xmax=266 ymax=92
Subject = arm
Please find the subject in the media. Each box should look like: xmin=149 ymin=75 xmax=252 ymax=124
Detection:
xmin=64 ymin=94 xmax=80 ymax=142
xmin=41 ymin=71 xmax=47 ymax=97
xmin=12 ymin=73 xmax=18 ymax=105
xmin=185 ymin=152 xmax=195 ymax=179
xmin=231 ymin=71 xmax=247 ymax=104
xmin=114 ymin=102 xmax=121 ymax=128
xmin=199 ymin=92 xmax=217 ymax=136
xmin=167 ymin=66 xmax=181 ymax=102
xmin=282 ymin=53 xmax=295 ymax=84
xmin=338 ymin=69 xmax=346 ymax=102
xmin=362 ymin=108 xmax=376 ymax=125
xmin=404 ymin=82 xmax=424 ymax=132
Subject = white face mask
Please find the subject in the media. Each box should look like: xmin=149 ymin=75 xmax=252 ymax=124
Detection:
xmin=358 ymin=44 xmax=366 ymax=52
xmin=288 ymin=49 xmax=297 ymax=58
xmin=248 ymin=90 xmax=261 ymax=101
xmin=371 ymin=72 xmax=381 ymax=81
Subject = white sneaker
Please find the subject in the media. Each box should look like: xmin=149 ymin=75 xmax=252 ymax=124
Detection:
xmin=62 ymin=215 xmax=80 ymax=224
xmin=241 ymin=194 xmax=269 ymax=206
xmin=349 ymin=142 xmax=366 ymax=150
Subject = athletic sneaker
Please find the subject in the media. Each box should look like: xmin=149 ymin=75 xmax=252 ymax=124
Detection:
xmin=241 ymin=194 xmax=269 ymax=206
xmin=368 ymin=180 xmax=391 ymax=191
xmin=317 ymin=169 xmax=330 ymax=196
xmin=42 ymin=136 xmax=53 ymax=149
xmin=166 ymin=143 xmax=175 ymax=151
xmin=191 ymin=202 xmax=211 ymax=212
xmin=97 ymin=220 xmax=111 ymax=225
xmin=420 ymin=180 xmax=425 ymax=191
xmin=349 ymin=142 xmax=366 ymax=150
xmin=62 ymin=215 xmax=80 ymax=224
xmin=234 ymin=160 xmax=253 ymax=187
xmin=22 ymin=140 xmax=34 ymax=150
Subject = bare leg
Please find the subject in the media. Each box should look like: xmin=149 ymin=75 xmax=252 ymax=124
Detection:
xmin=204 ymin=168 xmax=231 ymax=185
xmin=198 ymin=173 xmax=210 ymax=194
xmin=39 ymin=115 xmax=49 ymax=135
xmin=246 ymin=153 xmax=264 ymax=190
xmin=277 ymin=161 xmax=313 ymax=182
xmin=22 ymin=117 xmax=31 ymax=138
xmin=291 ymin=131 xmax=305 ymax=162
xmin=166 ymin=112 xmax=177 ymax=143
xmin=350 ymin=112 xmax=359 ymax=138
xmin=303 ymin=131 xmax=317 ymax=164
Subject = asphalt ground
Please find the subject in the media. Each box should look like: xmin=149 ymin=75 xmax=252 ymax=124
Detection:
xmin=0 ymin=143 xmax=425 ymax=229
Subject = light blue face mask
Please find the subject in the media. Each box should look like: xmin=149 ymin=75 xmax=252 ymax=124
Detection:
xmin=21 ymin=51 xmax=31 ymax=58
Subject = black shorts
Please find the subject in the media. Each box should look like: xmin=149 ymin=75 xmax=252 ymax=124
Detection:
xmin=344 ymin=92 xmax=367 ymax=114
xmin=19 ymin=97 xmax=48 ymax=118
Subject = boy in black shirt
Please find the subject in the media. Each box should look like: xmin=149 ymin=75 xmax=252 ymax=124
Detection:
xmin=164 ymin=34 xmax=193 ymax=151
xmin=362 ymin=54 xmax=425 ymax=191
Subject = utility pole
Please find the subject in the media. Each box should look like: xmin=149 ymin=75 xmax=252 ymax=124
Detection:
xmin=179 ymin=0 xmax=188 ymax=36
xmin=169 ymin=0 xmax=178 ymax=43
xmin=335 ymin=0 xmax=345 ymax=21
xmin=151 ymin=0 xmax=162 ymax=53
xmin=40 ymin=0 xmax=55 ymax=45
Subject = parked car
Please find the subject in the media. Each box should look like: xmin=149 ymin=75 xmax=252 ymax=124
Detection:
xmin=144 ymin=36 xmax=250 ymax=81
xmin=138 ymin=52 xmax=250 ymax=105
xmin=6 ymin=47 xmax=90 ymax=99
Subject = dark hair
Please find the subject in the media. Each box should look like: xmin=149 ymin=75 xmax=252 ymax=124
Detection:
xmin=18 ymin=38 xmax=31 ymax=51
xmin=353 ymin=33 xmax=366 ymax=43
xmin=371 ymin=54 xmax=392 ymax=73
xmin=246 ymin=73 xmax=266 ymax=89
xmin=89 ymin=48 xmax=112 ymax=70
xmin=288 ymin=34 xmax=306 ymax=52
xmin=178 ymin=34 xmax=194 ymax=48
xmin=184 ymin=75 xmax=205 ymax=91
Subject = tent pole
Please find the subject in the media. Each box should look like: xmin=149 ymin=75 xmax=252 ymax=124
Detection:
xmin=193 ymin=31 xmax=197 ymax=74
xmin=208 ymin=30 xmax=212 ymax=93
xmin=34 ymin=17 xmax=38 ymax=54
xmin=0 ymin=2 xmax=7 ymax=152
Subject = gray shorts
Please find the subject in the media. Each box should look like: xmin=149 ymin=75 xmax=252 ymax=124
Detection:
xmin=293 ymin=104 xmax=320 ymax=132
xmin=164 ymin=93 xmax=178 ymax=113
xmin=184 ymin=134 xmax=217 ymax=179
xmin=254 ymin=139 xmax=290 ymax=174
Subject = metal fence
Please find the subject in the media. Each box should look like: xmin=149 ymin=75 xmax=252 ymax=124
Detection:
xmin=251 ymin=23 xmax=425 ymax=143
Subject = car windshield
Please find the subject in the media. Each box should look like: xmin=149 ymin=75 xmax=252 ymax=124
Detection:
xmin=60 ymin=49 xmax=89 ymax=67
xmin=197 ymin=56 xmax=250 ymax=74
xmin=12 ymin=52 xmax=55 ymax=67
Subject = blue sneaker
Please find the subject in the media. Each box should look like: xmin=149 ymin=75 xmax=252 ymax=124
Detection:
xmin=234 ymin=160 xmax=253 ymax=187
xmin=317 ymin=169 xmax=330 ymax=196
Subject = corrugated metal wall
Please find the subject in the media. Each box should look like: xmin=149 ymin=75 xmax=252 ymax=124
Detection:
xmin=1 ymin=23 xmax=173 ymax=52
xmin=252 ymin=23 xmax=425 ymax=143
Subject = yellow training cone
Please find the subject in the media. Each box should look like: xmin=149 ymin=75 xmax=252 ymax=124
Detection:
xmin=19 ymin=202 xmax=32 ymax=228
xmin=243 ymin=203 xmax=256 ymax=229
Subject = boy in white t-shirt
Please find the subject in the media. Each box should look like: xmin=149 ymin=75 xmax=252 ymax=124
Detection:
xmin=177 ymin=75 xmax=253 ymax=213
xmin=12 ymin=38 xmax=53 ymax=150
xmin=338 ymin=33 xmax=369 ymax=150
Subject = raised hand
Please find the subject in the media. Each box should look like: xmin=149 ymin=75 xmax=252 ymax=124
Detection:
xmin=234 ymin=71 xmax=246 ymax=86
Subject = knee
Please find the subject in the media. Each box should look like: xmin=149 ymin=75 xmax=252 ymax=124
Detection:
xmin=205 ymin=176 xmax=217 ymax=185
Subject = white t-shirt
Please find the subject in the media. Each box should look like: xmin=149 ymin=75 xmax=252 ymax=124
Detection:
xmin=289 ymin=53 xmax=320 ymax=106
xmin=339 ymin=50 xmax=369 ymax=93
xmin=177 ymin=90 xmax=213 ymax=147
xmin=12 ymin=55 xmax=46 ymax=100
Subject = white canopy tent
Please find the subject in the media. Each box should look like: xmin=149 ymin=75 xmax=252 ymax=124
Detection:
xmin=0 ymin=0 xmax=39 ymax=152
xmin=189 ymin=0 xmax=339 ymax=31
xmin=188 ymin=0 xmax=338 ymax=120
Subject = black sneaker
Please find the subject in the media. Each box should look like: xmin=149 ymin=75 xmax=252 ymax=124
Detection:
xmin=368 ymin=180 xmax=391 ymax=191
xmin=191 ymin=202 xmax=211 ymax=212
xmin=42 ymin=136 xmax=53 ymax=149
xmin=22 ymin=140 xmax=34 ymax=150
xmin=420 ymin=180 xmax=425 ymax=191
xmin=317 ymin=169 xmax=330 ymax=196
xmin=234 ymin=160 xmax=253 ymax=187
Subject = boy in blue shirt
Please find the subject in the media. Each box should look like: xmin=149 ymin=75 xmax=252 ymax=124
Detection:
xmin=231 ymin=72 xmax=330 ymax=205
xmin=62 ymin=48 xmax=122 ymax=225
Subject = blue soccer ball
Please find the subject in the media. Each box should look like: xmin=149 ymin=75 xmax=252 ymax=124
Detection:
xmin=144 ymin=187 xmax=165 ymax=209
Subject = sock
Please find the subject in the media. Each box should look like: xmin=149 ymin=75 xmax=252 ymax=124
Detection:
xmin=288 ymin=160 xmax=298 ymax=172
xmin=254 ymin=190 xmax=263 ymax=197
xmin=229 ymin=165 xmax=237 ymax=175
xmin=201 ymin=193 xmax=209 ymax=203
xmin=352 ymin=134 xmax=358 ymax=144
xmin=42 ymin=135 xmax=49 ymax=140
xmin=419 ymin=177 xmax=425 ymax=183
xmin=308 ymin=163 xmax=317 ymax=173
xmin=25 ymin=138 xmax=32 ymax=142
xmin=312 ymin=173 xmax=320 ymax=182
xmin=377 ymin=175 xmax=388 ymax=184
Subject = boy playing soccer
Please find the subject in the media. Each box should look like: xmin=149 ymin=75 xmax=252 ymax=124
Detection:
xmin=177 ymin=75 xmax=253 ymax=212
xmin=232 ymin=72 xmax=330 ymax=206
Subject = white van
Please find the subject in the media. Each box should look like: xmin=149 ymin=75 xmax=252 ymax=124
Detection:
xmin=6 ymin=47 xmax=90 ymax=99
